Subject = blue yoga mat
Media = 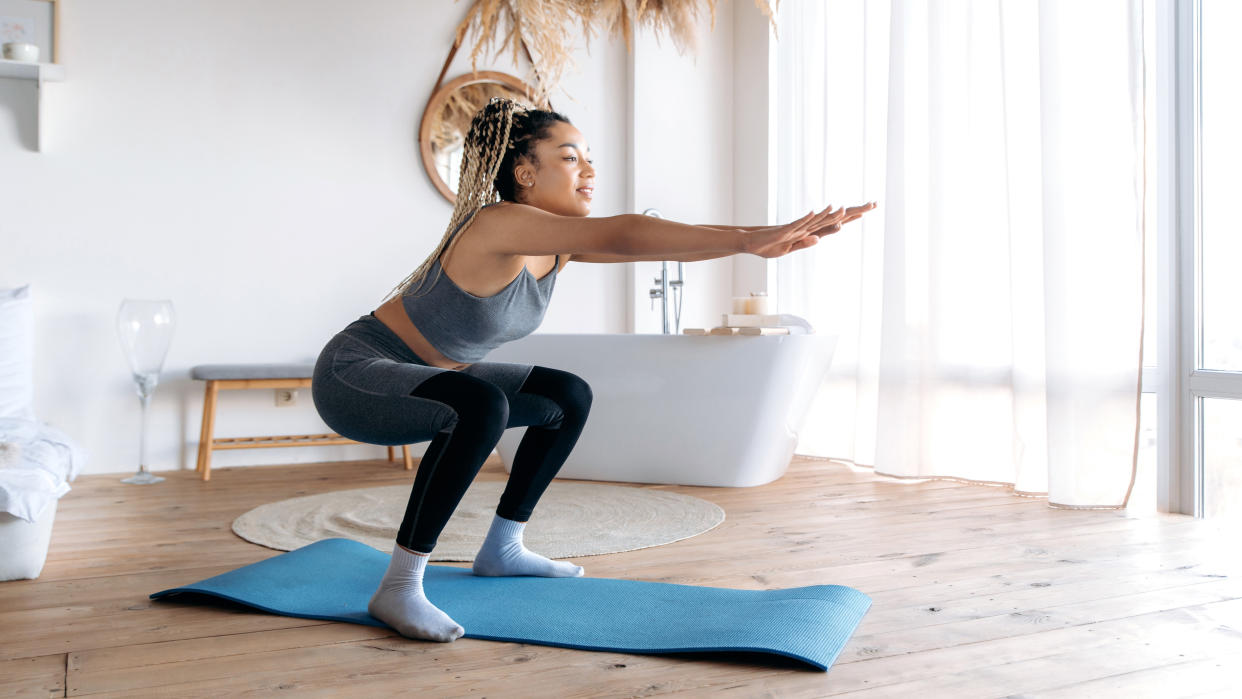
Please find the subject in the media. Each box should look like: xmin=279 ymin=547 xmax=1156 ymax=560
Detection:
xmin=151 ymin=538 xmax=870 ymax=671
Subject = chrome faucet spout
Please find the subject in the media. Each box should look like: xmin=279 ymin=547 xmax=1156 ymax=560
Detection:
xmin=643 ymin=209 xmax=684 ymax=334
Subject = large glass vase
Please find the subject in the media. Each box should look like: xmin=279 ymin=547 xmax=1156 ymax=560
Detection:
xmin=116 ymin=299 xmax=176 ymax=484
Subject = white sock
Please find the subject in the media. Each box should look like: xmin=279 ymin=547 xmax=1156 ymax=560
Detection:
xmin=472 ymin=514 xmax=585 ymax=578
xmin=367 ymin=544 xmax=465 ymax=642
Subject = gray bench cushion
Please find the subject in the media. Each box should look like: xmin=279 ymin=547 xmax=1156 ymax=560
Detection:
xmin=191 ymin=363 xmax=315 ymax=381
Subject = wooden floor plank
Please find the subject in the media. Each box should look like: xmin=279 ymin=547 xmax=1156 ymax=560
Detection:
xmin=842 ymin=578 xmax=1242 ymax=663
xmin=814 ymin=597 xmax=1242 ymax=694
xmin=1 ymin=456 xmax=1231 ymax=696
xmin=1034 ymin=655 xmax=1242 ymax=699
xmin=839 ymin=624 xmax=1242 ymax=697
xmin=0 ymin=653 xmax=66 ymax=698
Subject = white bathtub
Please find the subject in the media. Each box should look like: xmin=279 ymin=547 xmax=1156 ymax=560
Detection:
xmin=487 ymin=333 xmax=837 ymax=487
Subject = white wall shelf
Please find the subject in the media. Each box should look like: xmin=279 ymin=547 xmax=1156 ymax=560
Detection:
xmin=0 ymin=59 xmax=66 ymax=152
xmin=0 ymin=59 xmax=65 ymax=81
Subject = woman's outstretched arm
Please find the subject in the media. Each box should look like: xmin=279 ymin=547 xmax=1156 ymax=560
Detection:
xmin=569 ymin=229 xmax=742 ymax=263
xmin=695 ymin=224 xmax=772 ymax=232
xmin=480 ymin=202 xmax=857 ymax=261
xmin=569 ymin=225 xmax=763 ymax=263
xmin=694 ymin=203 xmax=875 ymax=237
xmin=569 ymin=202 xmax=877 ymax=263
xmin=569 ymin=251 xmax=733 ymax=263
xmin=481 ymin=205 xmax=744 ymax=258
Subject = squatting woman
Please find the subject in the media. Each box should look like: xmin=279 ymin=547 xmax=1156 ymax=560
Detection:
xmin=311 ymin=96 xmax=875 ymax=642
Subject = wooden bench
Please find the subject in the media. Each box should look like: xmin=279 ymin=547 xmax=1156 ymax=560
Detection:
xmin=192 ymin=363 xmax=412 ymax=481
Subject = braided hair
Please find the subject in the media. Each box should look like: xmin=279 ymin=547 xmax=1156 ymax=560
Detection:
xmin=385 ymin=97 xmax=573 ymax=301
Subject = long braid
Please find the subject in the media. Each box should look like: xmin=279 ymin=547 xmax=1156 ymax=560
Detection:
xmin=383 ymin=97 xmax=525 ymax=302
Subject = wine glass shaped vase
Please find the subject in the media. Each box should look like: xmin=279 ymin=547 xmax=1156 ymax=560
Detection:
xmin=116 ymin=299 xmax=176 ymax=484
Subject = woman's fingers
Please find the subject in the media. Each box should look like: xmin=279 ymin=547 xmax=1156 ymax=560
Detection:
xmin=759 ymin=201 xmax=876 ymax=253
xmin=805 ymin=201 xmax=875 ymax=237
xmin=798 ymin=206 xmax=831 ymax=228
xmin=801 ymin=206 xmax=845 ymax=235
xmin=783 ymin=209 xmax=827 ymax=239
xmin=763 ymin=201 xmax=871 ymax=253
xmin=847 ymin=201 xmax=877 ymax=216
xmin=776 ymin=235 xmax=818 ymax=257
xmin=823 ymin=201 xmax=875 ymax=229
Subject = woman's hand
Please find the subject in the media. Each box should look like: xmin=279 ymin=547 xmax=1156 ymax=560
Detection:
xmin=742 ymin=201 xmax=877 ymax=258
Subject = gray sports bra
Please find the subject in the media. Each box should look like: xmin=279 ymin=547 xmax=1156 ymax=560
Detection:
xmin=401 ymin=203 xmax=557 ymax=363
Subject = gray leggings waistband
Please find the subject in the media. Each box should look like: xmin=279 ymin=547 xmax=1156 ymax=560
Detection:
xmin=338 ymin=312 xmax=429 ymax=365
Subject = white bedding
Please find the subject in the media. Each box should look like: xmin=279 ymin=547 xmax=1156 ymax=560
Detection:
xmin=0 ymin=418 xmax=85 ymax=522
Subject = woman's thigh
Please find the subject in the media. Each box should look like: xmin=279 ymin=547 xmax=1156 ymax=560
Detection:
xmin=313 ymin=334 xmax=566 ymax=440
xmin=312 ymin=333 xmax=458 ymax=446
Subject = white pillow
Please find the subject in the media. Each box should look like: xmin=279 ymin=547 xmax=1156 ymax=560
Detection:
xmin=0 ymin=285 xmax=34 ymax=420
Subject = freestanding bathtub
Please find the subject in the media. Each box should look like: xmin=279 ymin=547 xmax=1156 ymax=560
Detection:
xmin=487 ymin=333 xmax=837 ymax=487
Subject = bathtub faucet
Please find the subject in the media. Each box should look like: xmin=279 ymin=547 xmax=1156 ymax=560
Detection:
xmin=643 ymin=208 xmax=684 ymax=334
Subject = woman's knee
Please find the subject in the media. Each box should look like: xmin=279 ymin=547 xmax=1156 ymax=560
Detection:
xmin=561 ymin=372 xmax=593 ymax=418
xmin=411 ymin=371 xmax=510 ymax=433
xmin=524 ymin=367 xmax=592 ymax=422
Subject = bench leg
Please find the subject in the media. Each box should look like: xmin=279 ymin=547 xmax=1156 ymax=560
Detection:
xmin=388 ymin=445 xmax=414 ymax=470
xmin=196 ymin=381 xmax=220 ymax=481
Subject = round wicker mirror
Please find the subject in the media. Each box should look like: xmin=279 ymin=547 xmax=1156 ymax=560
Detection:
xmin=419 ymin=71 xmax=547 ymax=204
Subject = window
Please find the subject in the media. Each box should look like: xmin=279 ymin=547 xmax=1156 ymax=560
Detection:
xmin=1157 ymin=0 xmax=1242 ymax=517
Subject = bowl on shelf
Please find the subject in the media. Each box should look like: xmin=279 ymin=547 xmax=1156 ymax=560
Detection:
xmin=2 ymin=43 xmax=40 ymax=63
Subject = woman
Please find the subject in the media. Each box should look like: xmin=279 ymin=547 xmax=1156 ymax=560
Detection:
xmin=311 ymin=97 xmax=875 ymax=643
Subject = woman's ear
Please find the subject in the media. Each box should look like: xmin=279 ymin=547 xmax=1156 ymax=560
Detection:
xmin=513 ymin=161 xmax=535 ymax=188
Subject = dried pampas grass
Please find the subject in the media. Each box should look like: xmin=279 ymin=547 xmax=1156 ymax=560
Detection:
xmin=453 ymin=0 xmax=779 ymax=103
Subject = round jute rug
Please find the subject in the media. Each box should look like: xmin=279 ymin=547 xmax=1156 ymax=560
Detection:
xmin=231 ymin=480 xmax=725 ymax=561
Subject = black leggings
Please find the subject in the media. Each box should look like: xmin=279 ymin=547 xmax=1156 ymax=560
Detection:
xmin=397 ymin=365 xmax=592 ymax=551
xmin=311 ymin=316 xmax=592 ymax=553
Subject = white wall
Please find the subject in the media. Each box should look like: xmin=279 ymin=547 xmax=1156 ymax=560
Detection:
xmin=626 ymin=1 xmax=776 ymax=333
xmin=730 ymin=0 xmax=779 ymax=304
xmin=0 ymin=0 xmax=774 ymax=476
xmin=627 ymin=2 xmax=734 ymax=334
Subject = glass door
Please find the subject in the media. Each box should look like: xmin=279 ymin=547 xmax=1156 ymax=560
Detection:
xmin=1180 ymin=0 xmax=1242 ymax=517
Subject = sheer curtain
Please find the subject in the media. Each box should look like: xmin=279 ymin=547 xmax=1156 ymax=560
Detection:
xmin=775 ymin=0 xmax=1145 ymax=508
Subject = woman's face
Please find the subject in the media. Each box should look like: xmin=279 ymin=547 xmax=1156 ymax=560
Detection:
xmin=513 ymin=121 xmax=595 ymax=217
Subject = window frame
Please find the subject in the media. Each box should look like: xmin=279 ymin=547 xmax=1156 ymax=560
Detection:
xmin=1156 ymin=0 xmax=1242 ymax=516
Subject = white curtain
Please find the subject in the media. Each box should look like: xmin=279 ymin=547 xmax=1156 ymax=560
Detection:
xmin=775 ymin=0 xmax=1145 ymax=508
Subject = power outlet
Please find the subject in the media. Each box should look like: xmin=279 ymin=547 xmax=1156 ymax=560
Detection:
xmin=274 ymin=388 xmax=298 ymax=407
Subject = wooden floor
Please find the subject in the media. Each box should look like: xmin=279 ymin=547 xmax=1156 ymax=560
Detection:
xmin=4 ymin=456 xmax=1242 ymax=698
